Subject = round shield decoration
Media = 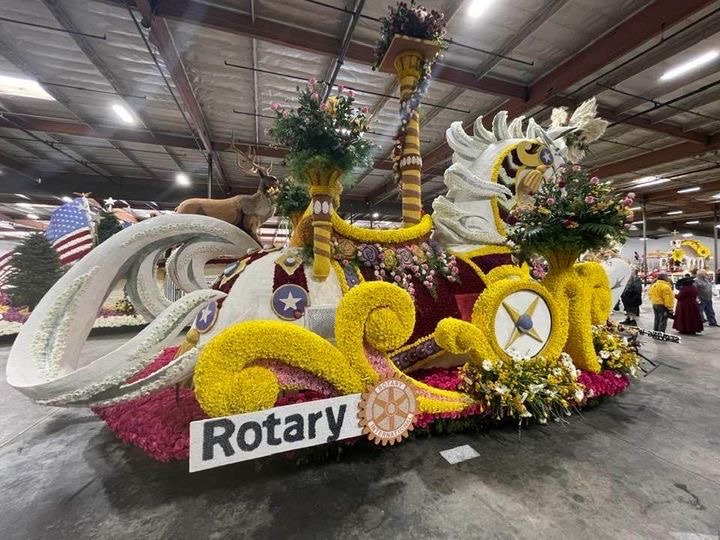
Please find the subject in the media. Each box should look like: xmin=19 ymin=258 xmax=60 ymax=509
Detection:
xmin=358 ymin=377 xmax=416 ymax=446
xmin=271 ymin=283 xmax=309 ymax=321
xmin=539 ymin=147 xmax=554 ymax=165
xmin=194 ymin=300 xmax=219 ymax=334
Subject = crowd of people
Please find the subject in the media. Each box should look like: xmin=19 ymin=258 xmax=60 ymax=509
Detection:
xmin=623 ymin=268 xmax=718 ymax=335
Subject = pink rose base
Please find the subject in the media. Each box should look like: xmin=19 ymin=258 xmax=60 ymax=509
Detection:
xmin=94 ymin=350 xmax=631 ymax=462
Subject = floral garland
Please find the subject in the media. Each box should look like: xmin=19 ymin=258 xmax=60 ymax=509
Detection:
xmin=330 ymin=212 xmax=432 ymax=243
xmin=459 ymin=352 xmax=584 ymax=425
xmin=333 ymin=238 xmax=459 ymax=298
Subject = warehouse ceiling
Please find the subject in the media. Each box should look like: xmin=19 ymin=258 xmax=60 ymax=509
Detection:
xmin=0 ymin=0 xmax=719 ymax=242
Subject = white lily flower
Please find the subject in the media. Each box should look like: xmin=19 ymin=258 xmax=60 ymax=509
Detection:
xmin=495 ymin=384 xmax=509 ymax=395
xmin=574 ymin=389 xmax=585 ymax=402
xmin=600 ymin=350 xmax=610 ymax=360
xmin=482 ymin=359 xmax=494 ymax=372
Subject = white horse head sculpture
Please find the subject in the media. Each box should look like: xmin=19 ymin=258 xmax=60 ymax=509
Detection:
xmin=432 ymin=98 xmax=607 ymax=252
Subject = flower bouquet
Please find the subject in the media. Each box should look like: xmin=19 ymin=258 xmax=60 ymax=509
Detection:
xmin=269 ymin=80 xmax=373 ymax=185
xmin=373 ymin=1 xmax=447 ymax=69
xmin=459 ymin=353 xmax=584 ymax=425
xmin=508 ymin=166 xmax=635 ymax=269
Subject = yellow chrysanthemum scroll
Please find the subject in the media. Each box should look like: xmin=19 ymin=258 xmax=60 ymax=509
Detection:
xmin=194 ymin=281 xmax=477 ymax=418
xmin=542 ymin=261 xmax=612 ymax=373
xmin=681 ymin=239 xmax=711 ymax=259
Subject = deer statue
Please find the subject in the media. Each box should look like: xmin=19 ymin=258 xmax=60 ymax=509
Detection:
xmin=175 ymin=143 xmax=278 ymax=245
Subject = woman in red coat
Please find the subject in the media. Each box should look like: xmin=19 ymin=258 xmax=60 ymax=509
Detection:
xmin=673 ymin=277 xmax=703 ymax=334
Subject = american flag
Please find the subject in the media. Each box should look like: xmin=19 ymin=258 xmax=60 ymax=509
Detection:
xmin=0 ymin=251 xmax=13 ymax=288
xmin=45 ymin=198 xmax=94 ymax=266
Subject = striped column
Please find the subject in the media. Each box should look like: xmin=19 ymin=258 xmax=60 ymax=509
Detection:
xmin=306 ymin=166 xmax=343 ymax=281
xmin=394 ymin=50 xmax=424 ymax=226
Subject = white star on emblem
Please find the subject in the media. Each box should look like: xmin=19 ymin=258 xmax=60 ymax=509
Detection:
xmin=199 ymin=305 xmax=213 ymax=323
xmin=280 ymin=291 xmax=300 ymax=312
xmin=104 ymin=197 xmax=116 ymax=209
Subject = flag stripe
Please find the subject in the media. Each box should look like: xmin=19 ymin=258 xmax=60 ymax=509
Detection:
xmin=53 ymin=229 xmax=92 ymax=250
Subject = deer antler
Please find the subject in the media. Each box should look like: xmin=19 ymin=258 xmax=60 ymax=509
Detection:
xmin=231 ymin=132 xmax=274 ymax=178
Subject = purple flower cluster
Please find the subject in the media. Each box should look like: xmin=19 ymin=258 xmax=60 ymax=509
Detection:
xmin=347 ymin=240 xmax=459 ymax=298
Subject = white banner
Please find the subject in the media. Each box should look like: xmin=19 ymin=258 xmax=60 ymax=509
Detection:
xmin=189 ymin=394 xmax=362 ymax=472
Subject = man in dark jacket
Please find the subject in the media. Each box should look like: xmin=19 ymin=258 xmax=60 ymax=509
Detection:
xmin=696 ymin=269 xmax=717 ymax=327
xmin=621 ymin=269 xmax=643 ymax=326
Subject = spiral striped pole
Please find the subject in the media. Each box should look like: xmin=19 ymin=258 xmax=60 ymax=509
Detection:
xmin=394 ymin=51 xmax=424 ymax=226
xmin=307 ymin=166 xmax=342 ymax=280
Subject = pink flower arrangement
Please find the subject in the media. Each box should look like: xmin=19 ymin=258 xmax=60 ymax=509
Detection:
xmin=413 ymin=366 xmax=463 ymax=390
xmin=590 ymin=176 xmax=600 ymax=185
xmin=577 ymin=369 xmax=630 ymax=399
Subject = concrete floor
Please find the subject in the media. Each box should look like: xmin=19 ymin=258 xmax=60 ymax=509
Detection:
xmin=1 ymin=306 xmax=719 ymax=540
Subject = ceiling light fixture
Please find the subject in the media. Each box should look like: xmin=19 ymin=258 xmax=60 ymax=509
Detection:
xmin=469 ymin=0 xmax=496 ymax=18
xmin=635 ymin=176 xmax=670 ymax=188
xmin=0 ymin=75 xmax=54 ymax=100
xmin=25 ymin=213 xmax=40 ymax=220
xmin=631 ymin=221 xmax=644 ymax=225
xmin=112 ymin=103 xmax=135 ymax=125
xmin=666 ymin=210 xmax=683 ymax=215
xmin=372 ymin=212 xmax=379 ymax=219
xmin=660 ymin=50 xmax=719 ymax=81
xmin=175 ymin=172 xmax=191 ymax=186
xmin=685 ymin=220 xmax=700 ymax=225
xmin=17 ymin=202 xmax=33 ymax=209
xmin=682 ymin=233 xmax=693 ymax=237
xmin=61 ymin=196 xmax=73 ymax=203
xmin=677 ymin=186 xmax=700 ymax=194
xmin=14 ymin=193 xmax=29 ymax=199
xmin=630 ymin=206 xmax=642 ymax=211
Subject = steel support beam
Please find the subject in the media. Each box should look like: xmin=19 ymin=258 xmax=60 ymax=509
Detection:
xmin=136 ymin=0 xmax=230 ymax=193
xmin=108 ymin=0 xmax=526 ymax=100
xmin=0 ymin=152 xmax=42 ymax=183
xmin=594 ymin=135 xmax=720 ymax=178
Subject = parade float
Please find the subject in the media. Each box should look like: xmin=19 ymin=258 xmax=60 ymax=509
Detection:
xmin=5 ymin=2 xmax=641 ymax=470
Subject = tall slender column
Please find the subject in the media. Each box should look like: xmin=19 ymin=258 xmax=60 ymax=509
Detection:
xmin=394 ymin=51 xmax=423 ymax=226
xmin=714 ymin=205 xmax=718 ymax=275
xmin=642 ymin=201 xmax=648 ymax=279
xmin=207 ymin=153 xmax=213 ymax=199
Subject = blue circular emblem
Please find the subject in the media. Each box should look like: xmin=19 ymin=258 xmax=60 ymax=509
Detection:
xmin=195 ymin=300 xmax=218 ymax=333
xmin=271 ymin=284 xmax=309 ymax=321
xmin=539 ymin=147 xmax=553 ymax=165
xmin=516 ymin=314 xmax=534 ymax=332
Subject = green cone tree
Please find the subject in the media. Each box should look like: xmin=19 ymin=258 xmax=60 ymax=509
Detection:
xmin=6 ymin=233 xmax=64 ymax=309
xmin=97 ymin=209 xmax=123 ymax=244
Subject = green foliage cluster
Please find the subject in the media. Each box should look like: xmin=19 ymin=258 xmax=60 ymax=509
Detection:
xmin=275 ymin=177 xmax=311 ymax=217
xmin=6 ymin=233 xmax=63 ymax=309
xmin=97 ymin=209 xmax=123 ymax=245
xmin=508 ymin=166 xmax=635 ymax=260
xmin=268 ymin=81 xmax=373 ymax=184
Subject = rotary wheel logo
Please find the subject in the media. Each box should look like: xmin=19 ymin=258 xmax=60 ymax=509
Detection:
xmin=358 ymin=376 xmax=416 ymax=446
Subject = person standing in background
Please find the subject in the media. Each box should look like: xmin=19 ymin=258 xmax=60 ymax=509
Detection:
xmin=620 ymin=269 xmax=643 ymax=326
xmin=673 ymin=275 xmax=704 ymax=335
xmin=696 ymin=269 xmax=717 ymax=327
xmin=648 ymin=273 xmax=674 ymax=333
